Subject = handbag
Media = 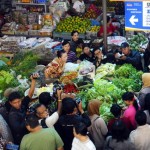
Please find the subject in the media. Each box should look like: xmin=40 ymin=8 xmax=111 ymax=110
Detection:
xmin=104 ymin=136 xmax=114 ymax=150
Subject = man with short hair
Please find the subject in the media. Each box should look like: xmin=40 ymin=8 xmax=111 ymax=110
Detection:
xmin=129 ymin=110 xmax=150 ymax=150
xmin=20 ymin=114 xmax=64 ymax=150
xmin=115 ymin=42 xmax=142 ymax=70
xmin=8 ymin=74 xmax=39 ymax=145
xmin=55 ymin=97 xmax=91 ymax=150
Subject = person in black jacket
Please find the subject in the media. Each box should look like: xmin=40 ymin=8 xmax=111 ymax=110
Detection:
xmin=8 ymin=74 xmax=39 ymax=145
xmin=70 ymin=30 xmax=84 ymax=54
xmin=55 ymin=97 xmax=91 ymax=150
xmin=115 ymin=42 xmax=143 ymax=70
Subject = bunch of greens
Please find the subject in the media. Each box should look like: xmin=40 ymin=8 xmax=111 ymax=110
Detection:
xmin=113 ymin=64 xmax=143 ymax=92
xmin=11 ymin=51 xmax=39 ymax=77
xmin=114 ymin=64 xmax=137 ymax=78
xmin=0 ymin=70 xmax=19 ymax=95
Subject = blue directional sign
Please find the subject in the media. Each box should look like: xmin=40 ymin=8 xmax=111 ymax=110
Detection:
xmin=125 ymin=1 xmax=150 ymax=31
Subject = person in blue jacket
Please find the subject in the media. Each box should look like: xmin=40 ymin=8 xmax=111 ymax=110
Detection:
xmin=115 ymin=42 xmax=143 ymax=70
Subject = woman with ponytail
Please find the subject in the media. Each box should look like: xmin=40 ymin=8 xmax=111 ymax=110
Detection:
xmin=122 ymin=92 xmax=139 ymax=131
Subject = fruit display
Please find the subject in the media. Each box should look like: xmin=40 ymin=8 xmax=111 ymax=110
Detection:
xmin=89 ymin=26 xmax=100 ymax=32
xmin=84 ymin=4 xmax=101 ymax=19
xmin=127 ymin=33 xmax=148 ymax=50
xmin=55 ymin=16 xmax=91 ymax=33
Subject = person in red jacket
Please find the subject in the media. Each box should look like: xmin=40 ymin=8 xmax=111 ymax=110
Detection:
xmin=98 ymin=16 xmax=118 ymax=37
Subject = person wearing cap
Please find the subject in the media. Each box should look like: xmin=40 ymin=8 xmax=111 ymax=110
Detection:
xmin=115 ymin=42 xmax=143 ymax=70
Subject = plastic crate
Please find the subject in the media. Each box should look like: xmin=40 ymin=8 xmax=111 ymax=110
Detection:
xmin=37 ymin=0 xmax=47 ymax=3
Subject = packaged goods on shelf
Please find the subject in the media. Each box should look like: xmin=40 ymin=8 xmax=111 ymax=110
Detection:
xmin=43 ymin=13 xmax=53 ymax=26
xmin=28 ymin=30 xmax=39 ymax=36
xmin=55 ymin=0 xmax=70 ymax=11
xmin=28 ymin=13 xmax=38 ymax=25
xmin=1 ymin=22 xmax=16 ymax=35
xmin=0 ymin=36 xmax=26 ymax=53
xmin=39 ymin=29 xmax=53 ymax=37
xmin=19 ymin=38 xmax=38 ymax=48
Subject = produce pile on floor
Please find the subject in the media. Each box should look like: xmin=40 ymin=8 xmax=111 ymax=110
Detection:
xmin=0 ymin=52 xmax=143 ymax=123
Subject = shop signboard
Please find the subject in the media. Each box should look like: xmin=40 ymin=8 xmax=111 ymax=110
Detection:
xmin=125 ymin=1 xmax=150 ymax=31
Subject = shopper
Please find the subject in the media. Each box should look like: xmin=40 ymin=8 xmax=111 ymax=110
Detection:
xmin=72 ymin=122 xmax=96 ymax=150
xmin=62 ymin=40 xmax=77 ymax=63
xmin=8 ymin=74 xmax=39 ymax=145
xmin=97 ymin=16 xmax=118 ymax=37
xmin=87 ymin=99 xmax=107 ymax=150
xmin=144 ymin=40 xmax=150 ymax=71
xmin=115 ymin=42 xmax=142 ymax=70
xmin=143 ymin=93 xmax=150 ymax=124
xmin=78 ymin=44 xmax=94 ymax=63
xmin=108 ymin=104 xmax=131 ymax=133
xmin=20 ymin=114 xmax=64 ymax=150
xmin=104 ymin=120 xmax=134 ymax=150
xmin=35 ymin=89 xmax=62 ymax=128
xmin=93 ymin=47 xmax=107 ymax=69
xmin=129 ymin=110 xmax=150 ymax=150
xmin=55 ymin=97 xmax=91 ymax=150
xmin=122 ymin=92 xmax=139 ymax=131
xmin=44 ymin=50 xmax=68 ymax=79
xmin=138 ymin=73 xmax=150 ymax=109
xmin=0 ymin=114 xmax=13 ymax=142
xmin=70 ymin=31 xmax=83 ymax=53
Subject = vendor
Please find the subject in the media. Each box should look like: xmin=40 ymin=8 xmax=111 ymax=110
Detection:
xmin=97 ymin=16 xmax=119 ymax=37
xmin=62 ymin=40 xmax=78 ymax=63
xmin=70 ymin=30 xmax=84 ymax=54
xmin=44 ymin=50 xmax=67 ymax=79
xmin=78 ymin=44 xmax=94 ymax=63
xmin=115 ymin=42 xmax=143 ymax=70
xmin=93 ymin=47 xmax=107 ymax=68
xmin=72 ymin=0 xmax=85 ymax=16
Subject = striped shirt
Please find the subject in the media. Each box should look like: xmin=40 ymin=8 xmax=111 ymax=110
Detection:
xmin=67 ymin=51 xmax=78 ymax=63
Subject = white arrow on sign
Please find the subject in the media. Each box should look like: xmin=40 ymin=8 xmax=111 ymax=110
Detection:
xmin=129 ymin=15 xmax=138 ymax=25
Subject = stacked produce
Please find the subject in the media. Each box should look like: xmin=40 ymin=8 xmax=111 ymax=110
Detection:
xmin=128 ymin=33 xmax=148 ymax=50
xmin=88 ymin=26 xmax=100 ymax=32
xmin=84 ymin=4 xmax=101 ymax=19
xmin=55 ymin=16 xmax=91 ymax=33
xmin=95 ymin=63 xmax=116 ymax=80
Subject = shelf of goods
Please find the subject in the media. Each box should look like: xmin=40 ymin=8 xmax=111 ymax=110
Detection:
xmin=15 ymin=2 xmax=50 ymax=13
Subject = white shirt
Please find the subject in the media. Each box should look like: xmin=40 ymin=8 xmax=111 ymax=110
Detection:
xmin=71 ymin=137 xmax=96 ymax=150
xmin=73 ymin=0 xmax=85 ymax=13
xmin=39 ymin=112 xmax=59 ymax=128
xmin=129 ymin=124 xmax=150 ymax=150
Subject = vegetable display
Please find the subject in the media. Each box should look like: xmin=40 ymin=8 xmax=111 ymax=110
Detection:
xmin=77 ymin=64 xmax=143 ymax=123
xmin=128 ymin=33 xmax=148 ymax=50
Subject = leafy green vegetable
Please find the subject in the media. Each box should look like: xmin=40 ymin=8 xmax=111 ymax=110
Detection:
xmin=115 ymin=64 xmax=137 ymax=78
xmin=11 ymin=51 xmax=40 ymax=77
xmin=0 ymin=70 xmax=19 ymax=95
